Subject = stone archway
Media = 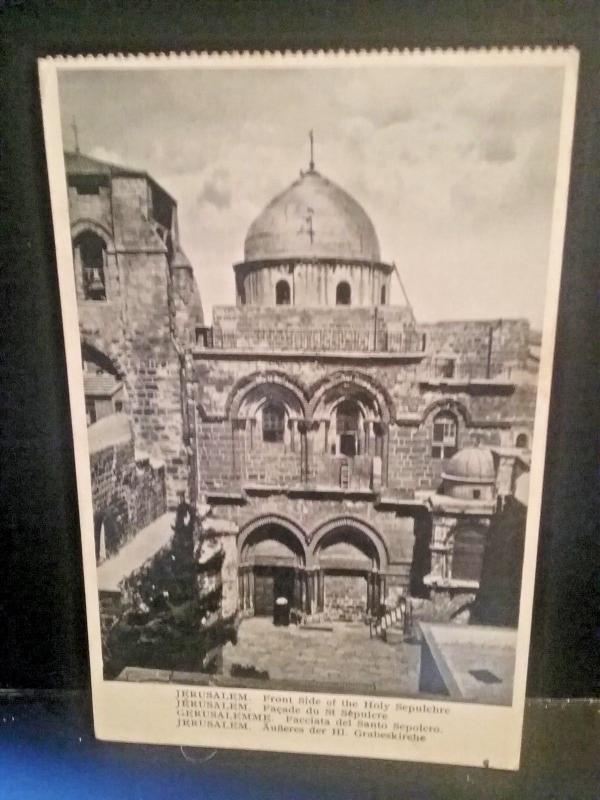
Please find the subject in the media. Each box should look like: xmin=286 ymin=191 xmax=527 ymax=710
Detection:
xmin=237 ymin=516 xmax=309 ymax=617
xmin=309 ymin=518 xmax=389 ymax=621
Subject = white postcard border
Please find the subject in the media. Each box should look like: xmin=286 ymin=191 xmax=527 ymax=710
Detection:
xmin=38 ymin=47 xmax=579 ymax=771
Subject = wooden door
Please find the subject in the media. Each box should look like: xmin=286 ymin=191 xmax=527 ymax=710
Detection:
xmin=253 ymin=568 xmax=275 ymax=616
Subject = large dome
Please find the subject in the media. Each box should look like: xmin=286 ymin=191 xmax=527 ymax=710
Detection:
xmin=244 ymin=169 xmax=381 ymax=263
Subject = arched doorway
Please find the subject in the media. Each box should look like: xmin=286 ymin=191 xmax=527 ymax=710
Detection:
xmin=238 ymin=520 xmax=308 ymax=617
xmin=311 ymin=520 xmax=387 ymax=622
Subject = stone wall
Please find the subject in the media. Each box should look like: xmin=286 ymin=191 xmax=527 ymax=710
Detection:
xmin=211 ymin=495 xmax=415 ymax=577
xmin=323 ymin=573 xmax=368 ymax=621
xmin=192 ymin=346 xmax=537 ymax=495
xmin=420 ymin=319 xmax=530 ymax=379
xmin=69 ymin=164 xmax=201 ymax=507
xmin=210 ymin=304 xmax=418 ymax=352
xmin=89 ymin=433 xmax=166 ymax=559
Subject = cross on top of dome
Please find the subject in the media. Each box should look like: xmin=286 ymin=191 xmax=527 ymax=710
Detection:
xmin=243 ymin=135 xmax=381 ymax=264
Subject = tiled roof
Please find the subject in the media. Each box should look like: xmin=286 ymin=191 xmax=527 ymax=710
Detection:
xmin=64 ymin=151 xmax=175 ymax=202
xmin=65 ymin=151 xmax=141 ymax=177
xmin=84 ymin=372 xmax=121 ymax=397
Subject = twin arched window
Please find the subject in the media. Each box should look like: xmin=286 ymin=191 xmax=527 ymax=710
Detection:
xmin=432 ymin=411 xmax=458 ymax=459
xmin=74 ymin=231 xmax=107 ymax=301
xmin=336 ymin=399 xmax=361 ymax=457
xmin=262 ymin=402 xmax=285 ymax=442
xmin=275 ymin=280 xmax=290 ymax=305
xmin=336 ymin=281 xmax=351 ymax=305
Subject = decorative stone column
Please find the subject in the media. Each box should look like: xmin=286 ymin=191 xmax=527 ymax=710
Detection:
xmin=248 ymin=569 xmax=255 ymax=614
xmin=238 ymin=570 xmax=244 ymax=611
xmin=380 ymin=573 xmax=388 ymax=606
xmin=317 ymin=569 xmax=325 ymax=613
xmin=308 ymin=570 xmax=318 ymax=615
xmin=429 ymin=516 xmax=455 ymax=582
xmin=288 ymin=418 xmax=297 ymax=453
xmin=363 ymin=419 xmax=373 ymax=456
xmin=366 ymin=572 xmax=374 ymax=615
xmin=239 ymin=566 xmax=253 ymax=614
xmin=298 ymin=420 xmax=309 ymax=482
xmin=323 ymin=419 xmax=330 ymax=455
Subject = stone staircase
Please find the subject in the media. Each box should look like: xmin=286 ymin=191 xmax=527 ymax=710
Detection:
xmin=369 ymin=601 xmax=413 ymax=644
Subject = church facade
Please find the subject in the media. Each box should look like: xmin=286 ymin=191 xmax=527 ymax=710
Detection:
xmin=190 ymin=160 xmax=536 ymax=624
xmin=67 ymin=149 xmax=536 ymax=632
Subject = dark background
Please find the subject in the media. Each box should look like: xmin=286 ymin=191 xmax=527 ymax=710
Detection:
xmin=0 ymin=0 xmax=598 ymax=701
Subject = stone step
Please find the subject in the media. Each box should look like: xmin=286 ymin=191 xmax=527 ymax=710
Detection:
xmin=383 ymin=626 xmax=406 ymax=645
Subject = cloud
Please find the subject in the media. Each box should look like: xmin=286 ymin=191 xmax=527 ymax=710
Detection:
xmin=60 ymin=63 xmax=565 ymax=328
xmin=197 ymin=169 xmax=231 ymax=210
xmin=88 ymin=145 xmax=128 ymax=167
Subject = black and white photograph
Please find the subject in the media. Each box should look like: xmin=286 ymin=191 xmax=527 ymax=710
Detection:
xmin=39 ymin=49 xmax=578 ymax=768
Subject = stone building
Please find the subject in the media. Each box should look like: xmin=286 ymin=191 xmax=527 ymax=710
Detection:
xmin=67 ymin=147 xmax=535 ymax=635
xmin=66 ymin=150 xmax=203 ymax=600
xmin=191 ymin=159 xmax=537 ymax=624
xmin=67 ymin=150 xmax=204 ymax=508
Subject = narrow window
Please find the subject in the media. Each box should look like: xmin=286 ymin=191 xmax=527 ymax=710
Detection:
xmin=336 ymin=281 xmax=351 ymax=306
xmin=431 ymin=412 xmax=457 ymax=459
xmin=68 ymin=175 xmax=106 ymax=195
xmin=75 ymin=231 xmax=107 ymax=301
xmin=380 ymin=285 xmax=386 ymax=305
xmin=275 ymin=280 xmax=290 ymax=305
xmin=515 ymin=433 xmax=528 ymax=449
xmin=336 ymin=399 xmax=361 ymax=457
xmin=435 ymin=358 xmax=455 ymax=379
xmin=262 ymin=402 xmax=285 ymax=443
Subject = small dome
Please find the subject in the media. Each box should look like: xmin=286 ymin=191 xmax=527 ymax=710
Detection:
xmin=244 ymin=169 xmax=381 ymax=263
xmin=442 ymin=447 xmax=496 ymax=484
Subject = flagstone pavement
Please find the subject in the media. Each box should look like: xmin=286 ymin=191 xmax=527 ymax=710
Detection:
xmin=221 ymin=617 xmax=421 ymax=696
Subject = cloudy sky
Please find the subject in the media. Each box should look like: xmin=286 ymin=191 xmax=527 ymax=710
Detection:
xmin=58 ymin=63 xmax=565 ymax=326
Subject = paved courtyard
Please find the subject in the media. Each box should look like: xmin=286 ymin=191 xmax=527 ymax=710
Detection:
xmin=221 ymin=617 xmax=421 ymax=696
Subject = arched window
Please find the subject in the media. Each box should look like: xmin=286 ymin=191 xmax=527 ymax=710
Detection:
xmin=262 ymin=402 xmax=285 ymax=443
xmin=336 ymin=399 xmax=361 ymax=457
xmin=380 ymin=285 xmax=386 ymax=305
xmin=75 ymin=231 xmax=107 ymax=301
xmin=275 ymin=280 xmax=291 ymax=305
xmin=515 ymin=433 xmax=528 ymax=449
xmin=431 ymin=411 xmax=457 ymax=459
xmin=336 ymin=281 xmax=351 ymax=305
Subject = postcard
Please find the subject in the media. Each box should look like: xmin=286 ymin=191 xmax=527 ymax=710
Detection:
xmin=39 ymin=47 xmax=578 ymax=769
